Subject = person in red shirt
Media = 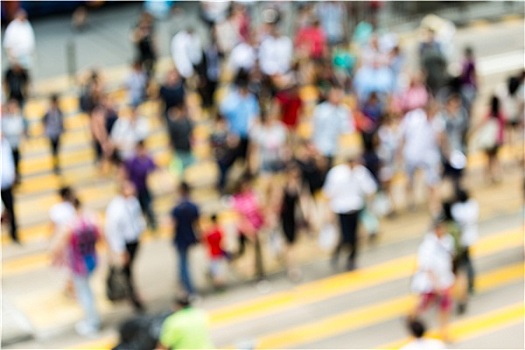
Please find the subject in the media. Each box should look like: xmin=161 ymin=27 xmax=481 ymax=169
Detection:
xmin=203 ymin=214 xmax=228 ymax=290
xmin=274 ymin=78 xmax=303 ymax=132
xmin=294 ymin=17 xmax=327 ymax=61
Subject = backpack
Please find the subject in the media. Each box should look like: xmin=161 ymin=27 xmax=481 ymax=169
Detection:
xmin=70 ymin=218 xmax=99 ymax=276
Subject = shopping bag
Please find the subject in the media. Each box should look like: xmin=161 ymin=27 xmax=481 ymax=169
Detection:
xmin=106 ymin=266 xmax=130 ymax=302
xmin=360 ymin=208 xmax=380 ymax=234
xmin=318 ymin=224 xmax=338 ymax=251
xmin=371 ymin=192 xmax=391 ymax=217
xmin=476 ymin=119 xmax=499 ymax=150
xmin=268 ymin=229 xmax=284 ymax=258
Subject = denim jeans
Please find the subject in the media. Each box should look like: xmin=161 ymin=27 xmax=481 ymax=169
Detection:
xmin=73 ymin=274 xmax=100 ymax=330
xmin=137 ymin=188 xmax=157 ymax=230
xmin=177 ymin=247 xmax=195 ymax=295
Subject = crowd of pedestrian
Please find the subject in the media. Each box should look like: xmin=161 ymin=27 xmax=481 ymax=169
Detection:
xmin=1 ymin=1 xmax=524 ymax=345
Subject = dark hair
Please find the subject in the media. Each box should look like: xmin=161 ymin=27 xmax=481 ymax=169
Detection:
xmin=173 ymin=293 xmax=191 ymax=308
xmin=235 ymin=69 xmax=250 ymax=88
xmin=442 ymin=201 xmax=454 ymax=221
xmin=179 ymin=181 xmax=191 ymax=195
xmin=137 ymin=140 xmax=146 ymax=148
xmin=51 ymin=94 xmax=59 ymax=103
xmin=456 ymin=188 xmax=470 ymax=203
xmin=210 ymin=214 xmax=218 ymax=222
xmin=464 ymin=46 xmax=473 ymax=57
xmin=408 ymin=319 xmax=426 ymax=338
xmin=490 ymin=95 xmax=500 ymax=117
xmin=59 ymin=186 xmax=73 ymax=200
xmin=72 ymin=197 xmax=82 ymax=210
xmin=508 ymin=76 xmax=521 ymax=96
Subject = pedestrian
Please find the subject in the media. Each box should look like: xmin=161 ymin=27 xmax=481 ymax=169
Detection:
xmin=3 ymin=62 xmax=30 ymax=108
xmin=219 ymin=74 xmax=260 ymax=174
xmin=315 ymin=1 xmax=347 ymax=47
xmin=410 ymin=216 xmax=455 ymax=343
xmin=1 ymin=136 xmax=19 ymax=244
xmin=440 ymin=94 xmax=468 ymax=191
xmin=202 ymin=214 xmax=228 ymax=290
xmin=2 ymin=99 xmax=28 ymax=183
xmin=258 ymin=24 xmax=293 ymax=80
xmin=274 ymin=76 xmax=303 ymax=133
xmin=51 ymin=198 xmax=102 ymax=336
xmin=126 ymin=61 xmax=148 ymax=108
xmin=42 ymin=94 xmax=65 ymax=174
xmin=158 ymin=69 xmax=186 ymax=120
xmin=3 ymin=9 xmax=35 ymax=70
xmin=195 ymin=30 xmax=221 ymax=113
xmin=49 ymin=186 xmax=77 ymax=297
xmin=230 ymin=174 xmax=266 ymax=282
xmin=158 ymin=293 xmax=214 ymax=350
xmin=209 ymin=114 xmax=237 ymax=194
xmin=397 ymin=72 xmax=430 ymax=115
xmin=419 ymin=29 xmax=448 ymax=96
xmin=111 ymin=106 xmax=149 ymax=162
xmin=401 ymin=319 xmax=446 ymax=349
xmin=124 ymin=141 xmax=157 ymax=231
xmin=323 ymin=154 xmax=378 ymax=271
xmin=277 ymin=164 xmax=308 ymax=281
xmin=451 ymin=188 xmax=479 ymax=314
xmin=131 ymin=13 xmax=157 ymax=79
xmin=105 ymin=181 xmax=146 ymax=312
xmin=167 ymin=105 xmax=195 ymax=173
xmin=294 ymin=17 xmax=327 ymax=61
xmin=170 ymin=182 xmax=201 ymax=296
xmin=215 ymin=8 xmax=241 ymax=58
xmin=460 ymin=46 xmax=478 ymax=116
xmin=170 ymin=27 xmax=203 ymax=80
xmin=228 ymin=34 xmax=257 ymax=76
xmin=311 ymin=85 xmax=354 ymax=170
xmin=471 ymin=95 xmax=505 ymax=184
xmin=79 ymin=70 xmax=103 ymax=114
xmin=90 ymin=105 xmax=112 ymax=169
xmin=398 ymin=101 xmax=444 ymax=215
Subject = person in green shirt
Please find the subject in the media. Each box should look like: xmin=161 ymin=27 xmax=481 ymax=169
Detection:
xmin=158 ymin=294 xmax=214 ymax=350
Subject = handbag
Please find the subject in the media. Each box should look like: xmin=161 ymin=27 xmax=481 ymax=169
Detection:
xmin=476 ymin=118 xmax=499 ymax=150
xmin=106 ymin=266 xmax=130 ymax=302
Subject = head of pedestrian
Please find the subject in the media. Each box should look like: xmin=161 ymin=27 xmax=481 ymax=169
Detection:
xmin=166 ymin=69 xmax=180 ymax=85
xmin=135 ymin=140 xmax=147 ymax=157
xmin=432 ymin=214 xmax=447 ymax=238
xmin=347 ymin=152 xmax=361 ymax=169
xmin=6 ymin=99 xmax=20 ymax=114
xmin=172 ymin=292 xmax=191 ymax=312
xmin=179 ymin=181 xmax=191 ymax=198
xmin=59 ymin=186 xmax=74 ymax=203
xmin=72 ymin=197 xmax=82 ymax=212
xmin=424 ymin=99 xmax=440 ymax=119
xmin=129 ymin=105 xmax=139 ymax=121
xmin=464 ymin=46 xmax=474 ymax=59
xmin=120 ymin=180 xmax=136 ymax=198
xmin=455 ymin=188 xmax=470 ymax=203
xmin=132 ymin=60 xmax=142 ymax=72
xmin=327 ymin=85 xmax=344 ymax=106
xmin=15 ymin=9 xmax=28 ymax=22
xmin=236 ymin=173 xmax=253 ymax=194
xmin=235 ymin=70 xmax=250 ymax=95
xmin=407 ymin=318 xmax=427 ymax=339
xmin=50 ymin=94 xmax=60 ymax=108
xmin=446 ymin=93 xmax=461 ymax=113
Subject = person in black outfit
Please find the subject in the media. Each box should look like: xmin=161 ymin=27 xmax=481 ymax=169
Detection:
xmin=42 ymin=94 xmax=65 ymax=174
xmin=159 ymin=69 xmax=186 ymax=120
xmin=195 ymin=31 xmax=221 ymax=113
xmin=3 ymin=63 xmax=29 ymax=108
xmin=132 ymin=13 xmax=157 ymax=79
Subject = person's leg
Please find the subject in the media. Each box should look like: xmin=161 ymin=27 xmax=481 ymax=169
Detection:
xmin=1 ymin=187 xmax=19 ymax=243
xmin=253 ymin=235 xmax=265 ymax=280
xmin=51 ymin=137 xmax=61 ymax=173
xmin=465 ymin=248 xmax=475 ymax=293
xmin=332 ymin=213 xmax=349 ymax=269
xmin=139 ymin=188 xmax=157 ymax=230
xmin=125 ymin=242 xmax=143 ymax=310
xmin=217 ymin=160 xmax=230 ymax=194
xmin=177 ymin=247 xmax=195 ymax=295
xmin=346 ymin=210 xmax=361 ymax=270
xmin=72 ymin=274 xmax=100 ymax=331
xmin=405 ymin=162 xmax=417 ymax=210
xmin=12 ymin=147 xmax=20 ymax=182
xmin=438 ymin=290 xmax=452 ymax=342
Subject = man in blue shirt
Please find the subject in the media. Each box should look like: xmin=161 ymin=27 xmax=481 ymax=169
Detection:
xmin=170 ymin=182 xmax=200 ymax=295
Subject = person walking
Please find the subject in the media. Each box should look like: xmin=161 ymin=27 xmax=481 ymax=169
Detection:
xmin=42 ymin=94 xmax=65 ymax=174
xmin=51 ymin=198 xmax=102 ymax=336
xmin=105 ymin=181 xmax=146 ymax=312
xmin=158 ymin=293 xmax=214 ymax=350
xmin=170 ymin=182 xmax=201 ymax=296
xmin=323 ymin=154 xmax=378 ymax=271
xmin=124 ymin=141 xmax=157 ymax=231
xmin=410 ymin=216 xmax=455 ymax=343
xmin=158 ymin=69 xmax=186 ymax=121
xmin=167 ymin=105 xmax=195 ymax=173
xmin=3 ymin=62 xmax=30 ymax=107
xmin=111 ymin=106 xmax=149 ymax=162
xmin=3 ymin=9 xmax=35 ymax=69
xmin=401 ymin=319 xmax=446 ymax=349
xmin=2 ymin=99 xmax=28 ymax=183
xmin=170 ymin=27 xmax=203 ymax=80
xmin=1 ymin=136 xmax=19 ymax=244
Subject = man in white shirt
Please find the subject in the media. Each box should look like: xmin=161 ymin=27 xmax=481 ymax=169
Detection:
xmin=399 ymin=101 xmax=444 ymax=215
xmin=170 ymin=27 xmax=203 ymax=79
xmin=312 ymin=86 xmax=354 ymax=169
xmin=110 ymin=106 xmax=149 ymax=162
xmin=323 ymin=154 xmax=377 ymax=271
xmin=228 ymin=36 xmax=257 ymax=75
xmin=401 ymin=319 xmax=446 ymax=349
xmin=3 ymin=9 xmax=35 ymax=69
xmin=1 ymin=137 xmax=19 ymax=243
xmin=410 ymin=216 xmax=455 ymax=343
xmin=258 ymin=26 xmax=293 ymax=77
xmin=106 ymin=181 xmax=146 ymax=312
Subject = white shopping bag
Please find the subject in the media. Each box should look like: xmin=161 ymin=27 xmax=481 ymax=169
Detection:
xmin=318 ymin=224 xmax=338 ymax=251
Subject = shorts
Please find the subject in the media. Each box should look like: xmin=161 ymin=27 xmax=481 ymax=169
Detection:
xmin=418 ymin=289 xmax=452 ymax=312
xmin=406 ymin=160 xmax=440 ymax=186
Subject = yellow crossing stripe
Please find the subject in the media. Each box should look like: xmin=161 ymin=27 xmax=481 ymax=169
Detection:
xmin=252 ymin=263 xmax=523 ymax=349
xmin=379 ymin=302 xmax=524 ymax=349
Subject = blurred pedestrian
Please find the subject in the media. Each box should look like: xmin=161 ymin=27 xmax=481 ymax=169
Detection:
xmin=315 ymin=1 xmax=347 ymax=47
xmin=159 ymin=69 xmax=186 ymax=120
xmin=111 ymin=106 xmax=149 ymax=162
xmin=1 ymin=136 xmax=19 ymax=244
xmin=170 ymin=182 xmax=201 ymax=296
xmin=2 ymin=99 xmax=28 ymax=183
xmin=230 ymin=174 xmax=266 ymax=281
xmin=126 ymin=61 xmax=147 ymax=108
xmin=106 ymin=181 xmax=146 ymax=312
xmin=228 ymin=33 xmax=257 ymax=76
xmin=202 ymin=214 xmax=228 ymax=290
xmin=90 ymin=105 xmax=112 ymax=169
xmin=460 ymin=46 xmax=478 ymax=115
xmin=51 ymin=198 xmax=102 ymax=337
xmin=398 ymin=101 xmax=444 ymax=215
xmin=397 ymin=72 xmax=429 ymax=114
xmin=311 ymin=85 xmax=353 ymax=170
xmin=3 ymin=62 xmax=29 ymax=108
xmin=209 ymin=114 xmax=238 ymax=195
xmin=171 ymin=27 xmax=203 ymax=80
xmin=195 ymin=30 xmax=221 ymax=112
xmin=3 ymin=9 xmax=35 ymax=70
xmin=419 ymin=29 xmax=448 ymax=96
xmin=323 ymin=154 xmax=378 ymax=271
xmin=131 ymin=13 xmax=157 ymax=79
xmin=124 ymin=141 xmax=157 ymax=231
xmin=80 ymin=70 xmax=103 ymax=114
xmin=410 ymin=216 xmax=455 ymax=343
xmin=451 ymin=188 xmax=479 ymax=313
xmin=294 ymin=17 xmax=327 ymax=61
xmin=274 ymin=76 xmax=303 ymax=133
xmin=167 ymin=105 xmax=195 ymax=173
xmin=42 ymin=94 xmax=65 ymax=174
xmin=158 ymin=293 xmax=214 ymax=350
xmin=215 ymin=7 xmax=241 ymax=58
xmin=258 ymin=24 xmax=293 ymax=79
